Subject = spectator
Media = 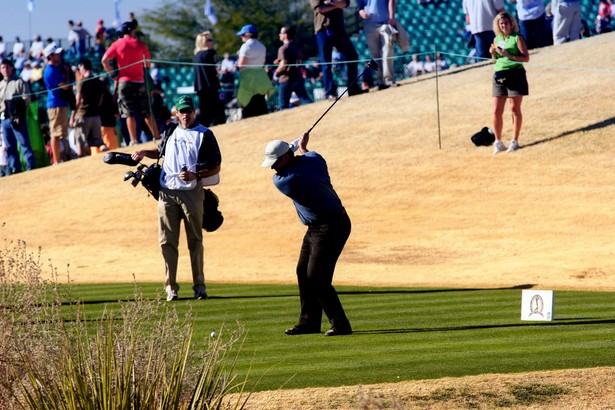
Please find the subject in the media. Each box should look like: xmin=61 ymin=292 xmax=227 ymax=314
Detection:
xmin=98 ymin=76 xmax=119 ymax=150
xmin=311 ymin=0 xmax=364 ymax=99
xmin=151 ymin=83 xmax=172 ymax=133
xmin=12 ymin=37 xmax=26 ymax=70
xmin=29 ymin=35 xmax=45 ymax=60
xmin=67 ymin=20 xmax=79 ymax=57
xmin=74 ymin=21 xmax=91 ymax=57
xmin=30 ymin=61 xmax=44 ymax=85
xmin=435 ymin=52 xmax=450 ymax=70
xmin=43 ymin=46 xmax=71 ymax=164
xmin=274 ymin=26 xmax=312 ymax=110
xmin=552 ymin=0 xmax=581 ymax=44
xmin=580 ymin=18 xmax=592 ymax=38
xmin=489 ymin=12 xmax=529 ymax=154
xmin=0 ymin=37 xmax=5 ymax=60
xmin=104 ymin=26 xmax=117 ymax=48
xmin=423 ymin=54 xmax=436 ymax=73
xmin=70 ymin=58 xmax=107 ymax=157
xmin=19 ymin=62 xmax=33 ymax=83
xmin=463 ymin=0 xmax=505 ymax=60
xmin=43 ymin=38 xmax=56 ymax=58
xmin=595 ymin=0 xmax=612 ymax=33
xmin=404 ymin=54 xmax=424 ymax=77
xmin=509 ymin=0 xmax=549 ymax=49
xmin=236 ymin=24 xmax=274 ymax=119
xmin=0 ymin=59 xmax=35 ymax=175
xmin=130 ymin=95 xmax=222 ymax=302
xmin=218 ymin=53 xmax=237 ymax=106
xmin=95 ymin=19 xmax=107 ymax=55
xmin=193 ymin=31 xmax=226 ymax=126
xmin=305 ymin=60 xmax=323 ymax=84
xmin=101 ymin=20 xmax=159 ymax=145
xmin=219 ymin=52 xmax=236 ymax=75
xmin=358 ymin=0 xmax=398 ymax=90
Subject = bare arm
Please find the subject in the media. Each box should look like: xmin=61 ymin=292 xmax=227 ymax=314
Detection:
xmin=389 ymin=0 xmax=397 ymax=25
xmin=101 ymin=54 xmax=117 ymax=78
xmin=131 ymin=149 xmax=159 ymax=161
xmin=299 ymin=133 xmax=310 ymax=154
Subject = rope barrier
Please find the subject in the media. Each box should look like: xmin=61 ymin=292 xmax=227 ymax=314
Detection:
xmin=15 ymin=48 xmax=615 ymax=102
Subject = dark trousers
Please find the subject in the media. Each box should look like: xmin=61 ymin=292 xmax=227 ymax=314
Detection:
xmin=197 ymin=88 xmax=226 ymax=126
xmin=473 ymin=30 xmax=496 ymax=60
xmin=296 ymin=211 xmax=351 ymax=330
xmin=242 ymin=94 xmax=268 ymax=118
xmin=519 ymin=13 xmax=549 ymax=49
xmin=278 ymin=79 xmax=312 ymax=110
xmin=315 ymin=29 xmax=361 ymax=98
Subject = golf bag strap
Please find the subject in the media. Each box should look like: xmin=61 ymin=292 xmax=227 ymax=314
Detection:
xmin=156 ymin=122 xmax=179 ymax=166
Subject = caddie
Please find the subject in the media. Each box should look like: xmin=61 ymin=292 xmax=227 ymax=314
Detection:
xmin=132 ymin=95 xmax=221 ymax=301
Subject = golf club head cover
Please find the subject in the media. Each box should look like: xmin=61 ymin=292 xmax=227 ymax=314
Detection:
xmin=103 ymin=152 xmax=140 ymax=167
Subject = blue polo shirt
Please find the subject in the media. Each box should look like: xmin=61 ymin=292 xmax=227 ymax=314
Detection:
xmin=273 ymin=151 xmax=344 ymax=226
xmin=43 ymin=64 xmax=68 ymax=109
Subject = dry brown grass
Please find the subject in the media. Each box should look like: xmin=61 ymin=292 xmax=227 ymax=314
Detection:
xmin=2 ymin=33 xmax=615 ymax=407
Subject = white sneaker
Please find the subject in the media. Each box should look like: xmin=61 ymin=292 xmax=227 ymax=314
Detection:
xmin=506 ymin=140 xmax=519 ymax=153
xmin=493 ymin=140 xmax=506 ymax=154
xmin=166 ymin=287 xmax=178 ymax=301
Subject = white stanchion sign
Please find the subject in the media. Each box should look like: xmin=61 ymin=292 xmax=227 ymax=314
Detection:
xmin=521 ymin=290 xmax=554 ymax=321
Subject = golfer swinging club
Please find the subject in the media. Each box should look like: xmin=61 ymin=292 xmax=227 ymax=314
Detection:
xmin=262 ymin=133 xmax=352 ymax=336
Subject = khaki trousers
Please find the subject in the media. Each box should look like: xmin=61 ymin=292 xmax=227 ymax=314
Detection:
xmin=158 ymin=185 xmax=205 ymax=293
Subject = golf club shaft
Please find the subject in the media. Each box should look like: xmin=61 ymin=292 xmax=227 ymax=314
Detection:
xmin=306 ymin=60 xmax=377 ymax=135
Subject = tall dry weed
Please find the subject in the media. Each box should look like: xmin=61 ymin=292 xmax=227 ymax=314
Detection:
xmin=0 ymin=238 xmax=248 ymax=409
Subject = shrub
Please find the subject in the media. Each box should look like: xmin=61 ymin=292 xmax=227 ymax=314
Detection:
xmin=0 ymin=239 xmax=248 ymax=410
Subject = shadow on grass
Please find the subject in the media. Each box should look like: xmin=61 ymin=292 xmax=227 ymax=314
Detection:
xmin=338 ymin=283 xmax=537 ymax=295
xmin=71 ymin=283 xmax=537 ymax=306
xmin=354 ymin=318 xmax=615 ymax=335
xmin=524 ymin=116 xmax=615 ymax=148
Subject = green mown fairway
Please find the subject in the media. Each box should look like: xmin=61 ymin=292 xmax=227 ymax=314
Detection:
xmin=69 ymin=283 xmax=615 ymax=392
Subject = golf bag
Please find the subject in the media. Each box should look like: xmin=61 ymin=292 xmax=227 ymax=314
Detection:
xmin=104 ymin=152 xmax=162 ymax=200
xmin=203 ymin=188 xmax=223 ymax=232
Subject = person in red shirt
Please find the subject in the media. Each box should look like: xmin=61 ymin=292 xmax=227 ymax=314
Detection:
xmin=94 ymin=19 xmax=106 ymax=55
xmin=101 ymin=20 xmax=159 ymax=145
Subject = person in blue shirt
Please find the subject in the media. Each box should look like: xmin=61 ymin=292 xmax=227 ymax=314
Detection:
xmin=261 ymin=133 xmax=352 ymax=336
xmin=43 ymin=46 xmax=70 ymax=164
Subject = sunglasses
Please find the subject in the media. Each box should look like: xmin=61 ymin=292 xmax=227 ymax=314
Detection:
xmin=179 ymin=108 xmax=194 ymax=114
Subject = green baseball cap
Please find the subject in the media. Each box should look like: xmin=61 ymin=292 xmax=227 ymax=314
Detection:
xmin=175 ymin=95 xmax=195 ymax=111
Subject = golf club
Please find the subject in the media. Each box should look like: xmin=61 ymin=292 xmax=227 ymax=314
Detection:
xmin=306 ymin=58 xmax=379 ymax=135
